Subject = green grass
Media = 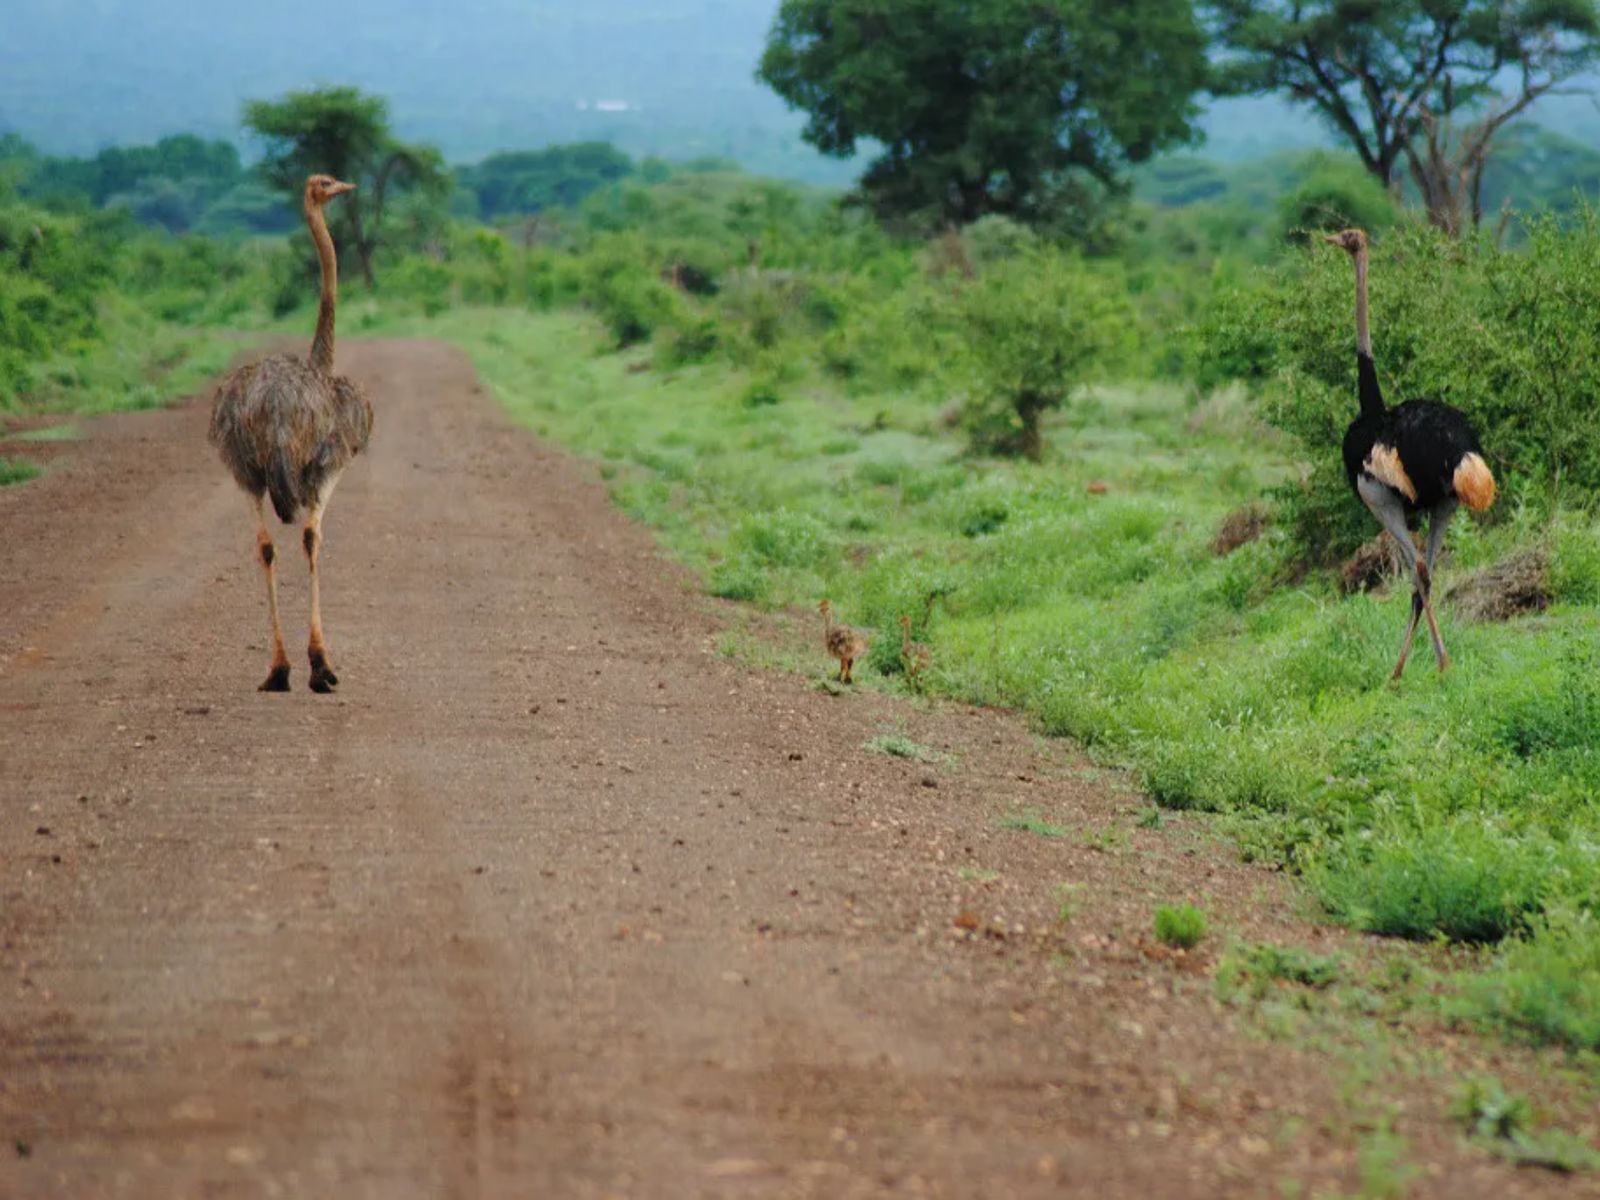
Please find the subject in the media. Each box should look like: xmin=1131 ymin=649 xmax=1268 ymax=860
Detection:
xmin=1153 ymin=904 xmax=1209 ymax=949
xmin=997 ymin=811 xmax=1070 ymax=839
xmin=0 ymin=458 xmax=40 ymax=486
xmin=863 ymin=732 xmax=944 ymax=763
xmin=1455 ymin=910 xmax=1600 ymax=1052
xmin=11 ymin=422 xmax=78 ymax=441
xmin=356 ymin=304 xmax=1600 ymax=1043
xmin=1218 ymin=942 xmax=1342 ymax=995
xmin=1451 ymin=1077 xmax=1600 ymax=1172
xmin=5 ymin=294 xmax=249 ymax=418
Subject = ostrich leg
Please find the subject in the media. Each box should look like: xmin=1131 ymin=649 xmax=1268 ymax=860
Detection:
xmin=1358 ymin=478 xmax=1433 ymax=681
xmin=1419 ymin=499 xmax=1459 ymax=672
xmin=303 ymin=473 xmax=344 ymax=694
xmin=1392 ymin=592 xmax=1425 ymax=681
xmin=254 ymin=497 xmax=291 ymax=692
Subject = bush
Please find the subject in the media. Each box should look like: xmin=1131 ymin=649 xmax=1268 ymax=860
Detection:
xmin=659 ymin=316 xmax=721 ymax=366
xmin=578 ymin=234 xmax=682 ymax=349
xmin=1153 ymin=904 xmax=1208 ymax=949
xmin=388 ymin=256 xmax=453 ymax=316
xmin=1459 ymin=909 xmax=1600 ymax=1051
xmin=948 ymin=250 xmax=1132 ymax=459
xmin=1309 ymin=821 xmax=1567 ymax=943
xmin=730 ymin=508 xmax=833 ymax=568
xmin=1276 ymin=152 xmax=1400 ymax=245
xmin=1199 ymin=215 xmax=1600 ymax=561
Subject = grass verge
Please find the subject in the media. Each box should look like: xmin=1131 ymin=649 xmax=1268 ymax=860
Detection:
xmin=361 ymin=304 xmax=1599 ymax=1051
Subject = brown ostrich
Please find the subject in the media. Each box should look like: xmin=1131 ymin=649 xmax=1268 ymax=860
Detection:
xmin=210 ymin=175 xmax=373 ymax=693
xmin=899 ymin=615 xmax=932 ymax=692
xmin=818 ymin=599 xmax=869 ymax=684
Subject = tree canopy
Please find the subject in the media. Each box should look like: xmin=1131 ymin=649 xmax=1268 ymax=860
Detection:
xmin=757 ymin=0 xmax=1209 ymax=227
xmin=1204 ymin=0 xmax=1600 ymax=229
xmin=244 ymin=86 xmax=448 ymax=287
xmin=459 ymin=143 xmax=635 ymax=220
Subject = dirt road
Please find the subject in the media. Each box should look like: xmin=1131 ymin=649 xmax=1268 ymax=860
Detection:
xmin=0 ymin=341 xmax=1574 ymax=1198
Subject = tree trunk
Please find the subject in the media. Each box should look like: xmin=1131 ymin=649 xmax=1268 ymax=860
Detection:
xmin=1016 ymin=391 xmax=1049 ymax=462
xmin=345 ymin=201 xmax=377 ymax=291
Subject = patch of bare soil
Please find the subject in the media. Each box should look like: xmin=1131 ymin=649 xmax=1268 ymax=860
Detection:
xmin=0 ymin=341 xmax=1591 ymax=1198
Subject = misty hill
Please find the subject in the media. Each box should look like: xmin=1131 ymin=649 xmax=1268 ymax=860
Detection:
xmin=5 ymin=0 xmax=1598 ymax=182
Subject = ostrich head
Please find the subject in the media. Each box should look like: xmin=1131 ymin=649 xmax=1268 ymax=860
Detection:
xmin=303 ymin=174 xmax=357 ymax=208
xmin=818 ymin=599 xmax=833 ymax=616
xmin=900 ymin=615 xmax=912 ymax=632
xmin=1322 ymin=228 xmax=1368 ymax=255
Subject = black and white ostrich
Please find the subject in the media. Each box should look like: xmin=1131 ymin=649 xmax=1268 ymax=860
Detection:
xmin=1324 ymin=228 xmax=1496 ymax=680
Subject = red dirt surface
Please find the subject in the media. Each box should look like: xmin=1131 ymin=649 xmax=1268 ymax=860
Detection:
xmin=0 ymin=341 xmax=1588 ymax=1198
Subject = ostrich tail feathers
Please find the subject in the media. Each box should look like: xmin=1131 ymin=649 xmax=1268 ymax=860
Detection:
xmin=1454 ymin=452 xmax=1496 ymax=512
xmin=266 ymin=456 xmax=299 ymax=524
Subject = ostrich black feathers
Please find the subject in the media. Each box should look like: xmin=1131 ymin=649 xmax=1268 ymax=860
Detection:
xmin=1342 ymin=353 xmax=1489 ymax=513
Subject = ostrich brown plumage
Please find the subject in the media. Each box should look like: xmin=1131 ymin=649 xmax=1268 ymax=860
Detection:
xmin=899 ymin=615 xmax=932 ymax=692
xmin=1324 ymin=228 xmax=1495 ymax=680
xmin=818 ymin=599 xmax=869 ymax=684
xmin=210 ymin=175 xmax=373 ymax=693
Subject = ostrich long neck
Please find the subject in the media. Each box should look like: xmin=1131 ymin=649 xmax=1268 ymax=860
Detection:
xmin=1352 ymin=245 xmax=1385 ymax=417
xmin=1353 ymin=246 xmax=1371 ymax=359
xmin=307 ymin=200 xmax=338 ymax=374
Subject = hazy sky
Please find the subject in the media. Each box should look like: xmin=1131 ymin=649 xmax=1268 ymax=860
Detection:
xmin=4 ymin=1 xmax=799 ymax=157
xmin=36 ymin=0 xmax=1583 ymax=171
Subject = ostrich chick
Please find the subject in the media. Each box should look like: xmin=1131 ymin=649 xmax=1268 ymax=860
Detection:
xmin=819 ymin=599 xmax=870 ymax=684
xmin=899 ymin=615 xmax=933 ymax=692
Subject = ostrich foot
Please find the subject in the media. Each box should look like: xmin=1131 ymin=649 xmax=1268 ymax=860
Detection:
xmin=309 ymin=649 xmax=339 ymax=694
xmin=259 ymin=664 xmax=291 ymax=692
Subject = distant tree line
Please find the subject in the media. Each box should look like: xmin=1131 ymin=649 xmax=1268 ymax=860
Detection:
xmin=0 ymin=131 xmax=290 ymax=236
xmin=0 ymin=91 xmax=654 ymax=260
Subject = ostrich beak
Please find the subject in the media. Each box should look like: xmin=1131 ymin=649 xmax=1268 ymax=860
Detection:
xmin=328 ymin=180 xmax=358 ymax=197
xmin=1321 ymin=233 xmax=1342 ymax=246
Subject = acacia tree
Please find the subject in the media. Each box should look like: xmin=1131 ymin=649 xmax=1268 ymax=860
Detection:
xmin=244 ymin=86 xmax=447 ymax=288
xmin=1203 ymin=0 xmax=1600 ymax=231
xmin=757 ymin=0 xmax=1208 ymax=228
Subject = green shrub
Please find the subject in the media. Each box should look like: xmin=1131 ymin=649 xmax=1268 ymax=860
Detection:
xmin=1458 ymin=909 xmax=1600 ymax=1051
xmin=740 ymin=376 xmax=782 ymax=408
xmin=1275 ymin=152 xmax=1400 ymax=245
xmin=660 ymin=316 xmax=721 ymax=366
xmin=708 ymin=556 xmax=769 ymax=603
xmin=0 ymin=458 xmax=40 ymax=486
xmin=730 ymin=508 xmax=833 ymax=569
xmin=1153 ymin=904 xmax=1208 ymax=949
xmin=948 ymin=250 xmax=1132 ymax=459
xmin=388 ymin=256 xmax=453 ymax=316
xmin=1310 ymin=822 xmax=1565 ymax=943
xmin=1199 ymin=214 xmax=1600 ymax=559
xmin=1549 ymin=517 xmax=1600 ymax=605
xmin=1237 ymin=942 xmax=1341 ymax=988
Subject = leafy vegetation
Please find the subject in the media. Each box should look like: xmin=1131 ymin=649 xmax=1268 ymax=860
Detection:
xmin=5 ymin=43 xmax=1600 ymax=1075
xmin=0 ymin=458 xmax=40 ymax=487
xmin=1154 ymin=904 xmax=1209 ymax=949
xmin=1200 ymin=217 xmax=1600 ymax=560
xmin=1204 ymin=0 xmax=1600 ymax=232
xmin=458 ymin=144 xmax=635 ymax=220
xmin=759 ymin=0 xmax=1208 ymax=227
xmin=863 ymin=732 xmax=944 ymax=762
xmin=244 ymin=86 xmax=449 ymax=289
